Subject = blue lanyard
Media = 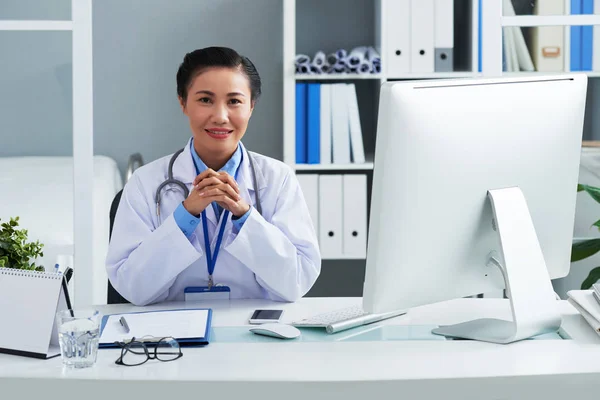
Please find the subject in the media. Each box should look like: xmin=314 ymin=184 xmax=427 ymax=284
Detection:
xmin=202 ymin=208 xmax=228 ymax=289
xmin=195 ymin=149 xmax=243 ymax=289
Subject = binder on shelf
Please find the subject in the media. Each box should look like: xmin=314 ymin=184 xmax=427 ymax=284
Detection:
xmin=595 ymin=0 xmax=600 ymax=70
xmin=295 ymin=83 xmax=307 ymax=164
xmin=582 ymin=0 xmax=593 ymax=71
xmin=320 ymin=84 xmax=332 ymax=164
xmin=571 ymin=0 xmax=582 ymax=71
xmin=385 ymin=0 xmax=411 ymax=76
xmin=330 ymin=84 xmax=351 ymax=164
xmin=503 ymin=0 xmax=535 ymax=72
xmin=532 ymin=0 xmax=565 ymax=72
xmin=307 ymin=83 xmax=321 ymax=164
xmin=434 ymin=0 xmax=454 ymax=72
xmin=99 ymin=308 xmax=212 ymax=348
xmin=410 ymin=0 xmax=435 ymax=73
xmin=342 ymin=174 xmax=367 ymax=258
xmin=319 ymin=175 xmax=343 ymax=258
xmin=296 ymin=174 xmax=320 ymax=234
xmin=346 ymin=84 xmax=365 ymax=164
xmin=0 ymin=269 xmax=72 ymax=359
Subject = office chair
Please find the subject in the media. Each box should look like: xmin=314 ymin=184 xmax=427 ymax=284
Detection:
xmin=107 ymin=189 xmax=129 ymax=304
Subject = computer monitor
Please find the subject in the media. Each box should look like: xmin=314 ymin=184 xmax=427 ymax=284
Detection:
xmin=362 ymin=74 xmax=587 ymax=344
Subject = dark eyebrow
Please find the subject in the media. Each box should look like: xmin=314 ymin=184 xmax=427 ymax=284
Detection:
xmin=194 ymin=90 xmax=245 ymax=97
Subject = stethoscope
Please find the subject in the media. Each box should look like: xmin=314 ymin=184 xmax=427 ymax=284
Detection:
xmin=155 ymin=147 xmax=263 ymax=222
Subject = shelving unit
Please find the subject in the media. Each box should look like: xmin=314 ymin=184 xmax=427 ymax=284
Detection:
xmin=0 ymin=0 xmax=94 ymax=308
xmin=284 ymin=0 xmax=481 ymax=173
xmin=285 ymin=0 xmax=600 ymax=268
xmin=284 ymin=0 xmax=480 ymax=264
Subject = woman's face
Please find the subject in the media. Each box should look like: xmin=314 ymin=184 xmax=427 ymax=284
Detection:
xmin=179 ymin=67 xmax=254 ymax=157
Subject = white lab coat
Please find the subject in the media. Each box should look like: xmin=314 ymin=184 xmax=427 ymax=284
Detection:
xmin=106 ymin=139 xmax=321 ymax=306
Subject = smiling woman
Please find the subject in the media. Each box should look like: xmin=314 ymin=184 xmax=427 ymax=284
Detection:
xmin=105 ymin=47 xmax=321 ymax=306
xmin=176 ymin=47 xmax=261 ymax=171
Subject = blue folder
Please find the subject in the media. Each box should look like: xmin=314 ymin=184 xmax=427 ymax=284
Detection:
xmin=98 ymin=308 xmax=213 ymax=348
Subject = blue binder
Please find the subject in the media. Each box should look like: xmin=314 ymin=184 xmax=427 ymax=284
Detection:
xmin=571 ymin=0 xmax=582 ymax=71
xmin=295 ymin=83 xmax=307 ymax=163
xmin=98 ymin=308 xmax=213 ymax=348
xmin=306 ymin=83 xmax=321 ymax=164
xmin=582 ymin=0 xmax=593 ymax=71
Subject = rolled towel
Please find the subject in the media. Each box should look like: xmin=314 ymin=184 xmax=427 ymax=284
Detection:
xmin=366 ymin=46 xmax=381 ymax=63
xmin=295 ymin=54 xmax=311 ymax=66
xmin=345 ymin=46 xmax=368 ymax=68
xmin=371 ymin=62 xmax=381 ymax=74
xmin=311 ymin=51 xmax=327 ymax=66
xmin=359 ymin=61 xmax=371 ymax=73
xmin=327 ymin=52 xmax=339 ymax=65
xmin=330 ymin=61 xmax=347 ymax=74
xmin=327 ymin=49 xmax=348 ymax=66
xmin=298 ymin=64 xmax=310 ymax=74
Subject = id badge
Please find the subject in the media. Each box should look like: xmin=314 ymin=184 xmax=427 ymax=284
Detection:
xmin=184 ymin=286 xmax=231 ymax=301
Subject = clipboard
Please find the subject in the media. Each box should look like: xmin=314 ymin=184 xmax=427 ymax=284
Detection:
xmin=98 ymin=308 xmax=213 ymax=348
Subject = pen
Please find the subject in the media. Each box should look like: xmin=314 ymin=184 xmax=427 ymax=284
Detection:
xmin=119 ymin=316 xmax=130 ymax=333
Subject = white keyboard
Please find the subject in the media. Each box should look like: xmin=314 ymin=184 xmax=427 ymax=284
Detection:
xmin=292 ymin=306 xmax=368 ymax=327
xmin=292 ymin=306 xmax=407 ymax=334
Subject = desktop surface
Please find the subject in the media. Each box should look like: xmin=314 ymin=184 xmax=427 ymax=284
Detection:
xmin=1 ymin=297 xmax=600 ymax=400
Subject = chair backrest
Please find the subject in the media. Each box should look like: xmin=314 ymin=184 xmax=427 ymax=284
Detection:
xmin=107 ymin=189 xmax=129 ymax=304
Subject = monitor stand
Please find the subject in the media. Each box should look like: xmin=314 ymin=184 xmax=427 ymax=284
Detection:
xmin=432 ymin=187 xmax=562 ymax=344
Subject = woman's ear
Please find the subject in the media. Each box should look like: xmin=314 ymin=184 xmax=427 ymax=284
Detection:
xmin=178 ymin=96 xmax=187 ymax=115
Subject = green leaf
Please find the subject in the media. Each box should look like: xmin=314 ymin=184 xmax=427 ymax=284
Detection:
xmin=593 ymin=219 xmax=600 ymax=231
xmin=581 ymin=267 xmax=600 ymax=289
xmin=0 ymin=216 xmax=44 ymax=270
xmin=578 ymin=184 xmax=586 ymax=192
xmin=571 ymin=239 xmax=600 ymax=262
xmin=580 ymin=184 xmax=600 ymax=204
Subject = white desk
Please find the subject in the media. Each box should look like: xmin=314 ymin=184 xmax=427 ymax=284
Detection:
xmin=2 ymin=297 xmax=600 ymax=400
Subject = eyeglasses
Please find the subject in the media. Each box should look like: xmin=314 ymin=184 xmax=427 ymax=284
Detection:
xmin=114 ymin=336 xmax=183 ymax=366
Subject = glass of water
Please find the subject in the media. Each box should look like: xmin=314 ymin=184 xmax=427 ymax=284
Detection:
xmin=56 ymin=309 xmax=101 ymax=368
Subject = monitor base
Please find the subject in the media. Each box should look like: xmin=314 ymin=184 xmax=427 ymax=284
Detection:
xmin=432 ymin=187 xmax=562 ymax=344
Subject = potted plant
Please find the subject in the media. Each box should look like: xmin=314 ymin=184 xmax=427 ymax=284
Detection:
xmin=0 ymin=217 xmax=45 ymax=271
xmin=571 ymin=184 xmax=600 ymax=289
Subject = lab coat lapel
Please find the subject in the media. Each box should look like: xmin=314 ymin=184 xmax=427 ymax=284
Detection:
xmin=238 ymin=144 xmax=267 ymax=213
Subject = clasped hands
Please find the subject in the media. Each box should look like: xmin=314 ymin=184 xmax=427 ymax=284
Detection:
xmin=183 ymin=169 xmax=250 ymax=217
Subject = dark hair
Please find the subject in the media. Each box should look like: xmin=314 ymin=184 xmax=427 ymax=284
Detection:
xmin=176 ymin=46 xmax=261 ymax=104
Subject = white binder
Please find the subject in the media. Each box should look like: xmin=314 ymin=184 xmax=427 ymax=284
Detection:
xmin=0 ymin=269 xmax=72 ymax=359
xmin=410 ymin=0 xmax=435 ymax=73
xmin=320 ymin=84 xmax=332 ymax=164
xmin=532 ymin=0 xmax=565 ymax=72
xmin=319 ymin=175 xmax=343 ymax=258
xmin=343 ymin=174 xmax=367 ymax=258
xmin=330 ymin=84 xmax=351 ymax=164
xmin=296 ymin=174 xmax=320 ymax=234
xmin=385 ymin=0 xmax=411 ymax=76
xmin=434 ymin=0 xmax=454 ymax=72
xmin=346 ymin=83 xmax=365 ymax=164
